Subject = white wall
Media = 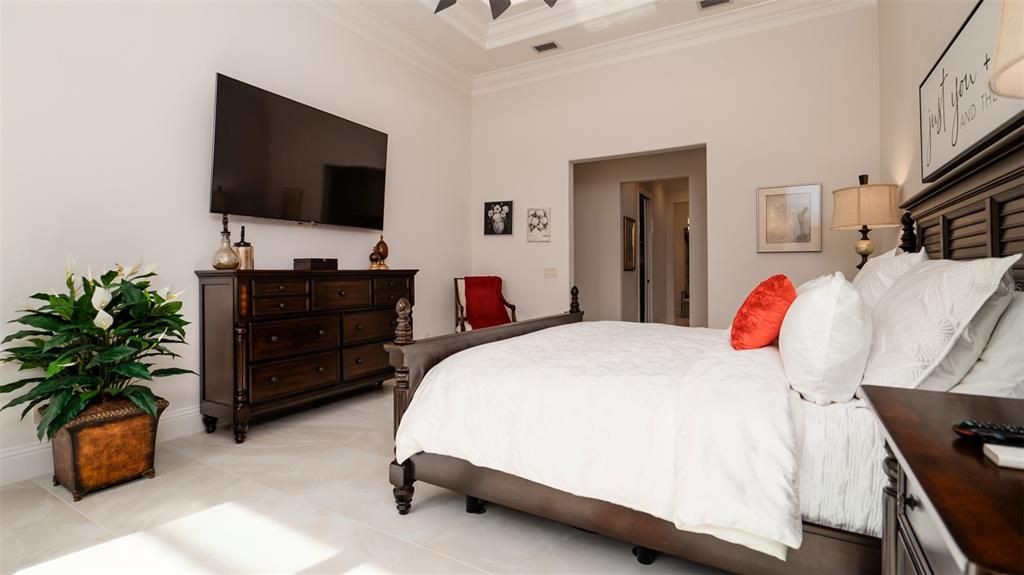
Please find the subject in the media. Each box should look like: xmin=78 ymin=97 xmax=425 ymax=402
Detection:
xmin=0 ymin=1 xmax=470 ymax=483
xmin=470 ymin=5 xmax=882 ymax=328
xmin=572 ymin=149 xmax=706 ymax=324
xmin=878 ymin=0 xmax=978 ymax=202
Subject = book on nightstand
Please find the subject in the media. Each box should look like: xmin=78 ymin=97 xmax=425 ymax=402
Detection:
xmin=984 ymin=443 xmax=1024 ymax=470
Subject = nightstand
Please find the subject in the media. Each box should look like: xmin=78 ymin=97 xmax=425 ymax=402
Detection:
xmin=862 ymin=386 xmax=1024 ymax=575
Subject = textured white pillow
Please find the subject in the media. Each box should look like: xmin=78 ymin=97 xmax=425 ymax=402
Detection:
xmin=919 ymin=272 xmax=1014 ymax=391
xmin=780 ymin=272 xmax=872 ymax=405
xmin=852 ymin=248 xmax=928 ymax=309
xmin=861 ymin=255 xmax=1022 ymax=390
xmin=952 ymin=292 xmax=1024 ymax=398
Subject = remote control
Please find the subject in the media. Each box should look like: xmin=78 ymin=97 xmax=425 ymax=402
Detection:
xmin=952 ymin=420 xmax=1024 ymax=447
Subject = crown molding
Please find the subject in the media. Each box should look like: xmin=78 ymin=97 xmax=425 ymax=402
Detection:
xmin=308 ymin=1 xmax=473 ymax=94
xmin=471 ymin=0 xmax=875 ymax=95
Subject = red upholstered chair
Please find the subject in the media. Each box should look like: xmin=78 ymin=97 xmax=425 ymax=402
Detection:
xmin=454 ymin=276 xmax=517 ymax=332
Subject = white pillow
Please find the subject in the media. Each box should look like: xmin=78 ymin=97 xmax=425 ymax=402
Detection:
xmin=919 ymin=272 xmax=1014 ymax=391
xmin=852 ymin=248 xmax=928 ymax=308
xmin=780 ymin=272 xmax=872 ymax=405
xmin=952 ymin=291 xmax=1024 ymax=398
xmin=861 ymin=255 xmax=1022 ymax=390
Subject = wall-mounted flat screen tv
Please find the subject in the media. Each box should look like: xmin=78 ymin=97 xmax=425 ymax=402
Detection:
xmin=210 ymin=74 xmax=388 ymax=230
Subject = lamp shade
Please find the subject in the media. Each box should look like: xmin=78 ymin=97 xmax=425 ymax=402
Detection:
xmin=990 ymin=0 xmax=1024 ymax=98
xmin=831 ymin=183 xmax=901 ymax=230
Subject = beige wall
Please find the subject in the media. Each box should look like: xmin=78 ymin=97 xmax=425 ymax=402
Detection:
xmin=1 ymin=1 xmax=470 ymax=483
xmin=572 ymin=149 xmax=706 ymax=324
xmin=878 ymin=0 xmax=978 ymax=202
xmin=471 ymin=5 xmax=881 ymax=328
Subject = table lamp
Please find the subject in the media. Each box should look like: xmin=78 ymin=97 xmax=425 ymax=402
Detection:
xmin=831 ymin=175 xmax=901 ymax=269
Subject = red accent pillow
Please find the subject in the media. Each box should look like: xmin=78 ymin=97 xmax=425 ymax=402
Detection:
xmin=464 ymin=276 xmax=512 ymax=329
xmin=730 ymin=274 xmax=796 ymax=350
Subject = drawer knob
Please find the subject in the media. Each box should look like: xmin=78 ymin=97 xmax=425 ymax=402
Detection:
xmin=317 ymin=366 xmax=326 ymax=373
xmin=278 ymin=302 xmax=286 ymax=309
xmin=278 ymin=285 xmax=285 ymax=291
xmin=338 ymin=290 xmax=347 ymax=297
xmin=355 ymin=324 xmax=363 ymax=331
xmin=388 ymin=295 xmax=396 ymax=302
xmin=269 ymin=335 xmax=280 ymax=343
xmin=317 ymin=329 xmax=326 ymax=336
xmin=355 ymin=357 xmax=364 ymax=365
xmin=269 ymin=376 xmax=280 ymax=384
xmin=904 ymin=495 xmax=920 ymax=511
xmin=388 ymin=281 xmax=395 ymax=287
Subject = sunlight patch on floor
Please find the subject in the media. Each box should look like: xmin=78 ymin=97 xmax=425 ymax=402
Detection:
xmin=16 ymin=502 xmax=350 ymax=574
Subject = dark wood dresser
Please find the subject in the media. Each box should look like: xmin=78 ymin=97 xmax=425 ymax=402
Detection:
xmin=862 ymin=386 xmax=1023 ymax=575
xmin=195 ymin=269 xmax=416 ymax=443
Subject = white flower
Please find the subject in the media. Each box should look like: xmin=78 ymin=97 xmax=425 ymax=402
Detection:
xmin=167 ymin=289 xmax=185 ymax=302
xmin=64 ymin=256 xmax=76 ymax=279
xmin=156 ymin=286 xmax=170 ymax=299
xmin=93 ymin=309 xmax=114 ymax=330
xmin=91 ymin=286 xmax=112 ymax=310
xmin=141 ymin=262 xmax=158 ymax=276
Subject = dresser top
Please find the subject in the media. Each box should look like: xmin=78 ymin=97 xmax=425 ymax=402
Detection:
xmin=862 ymin=385 xmax=1024 ymax=575
xmin=195 ymin=269 xmax=418 ymax=278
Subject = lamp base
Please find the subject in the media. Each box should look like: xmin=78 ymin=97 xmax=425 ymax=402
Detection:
xmin=855 ymin=225 xmax=874 ymax=270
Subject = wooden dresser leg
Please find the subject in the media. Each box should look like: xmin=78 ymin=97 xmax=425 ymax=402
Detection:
xmin=390 ymin=460 xmax=415 ymax=515
xmin=202 ymin=415 xmax=218 ymax=434
xmin=882 ymin=443 xmax=899 ymax=575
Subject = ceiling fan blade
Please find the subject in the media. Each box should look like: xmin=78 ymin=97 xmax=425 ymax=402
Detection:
xmin=489 ymin=0 xmax=511 ymax=19
xmin=543 ymin=0 xmax=558 ymax=6
xmin=434 ymin=0 xmax=456 ymax=14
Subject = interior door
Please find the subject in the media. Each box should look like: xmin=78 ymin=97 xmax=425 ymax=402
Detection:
xmin=638 ymin=194 xmax=653 ymax=322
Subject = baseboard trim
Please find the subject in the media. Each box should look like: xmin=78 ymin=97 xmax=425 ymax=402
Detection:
xmin=0 ymin=405 xmax=203 ymax=486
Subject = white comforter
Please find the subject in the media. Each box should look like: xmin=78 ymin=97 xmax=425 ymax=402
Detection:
xmin=395 ymin=321 xmax=803 ymax=559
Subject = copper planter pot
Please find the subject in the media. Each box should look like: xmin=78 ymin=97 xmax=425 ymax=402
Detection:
xmin=48 ymin=396 xmax=169 ymax=501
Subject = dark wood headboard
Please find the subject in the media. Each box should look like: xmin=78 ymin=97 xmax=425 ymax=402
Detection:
xmin=899 ymin=125 xmax=1024 ymax=291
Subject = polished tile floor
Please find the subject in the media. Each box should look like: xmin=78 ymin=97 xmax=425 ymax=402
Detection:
xmin=1 ymin=383 xmax=720 ymax=574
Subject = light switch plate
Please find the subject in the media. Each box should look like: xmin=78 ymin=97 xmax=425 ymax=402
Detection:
xmin=544 ymin=267 xmax=558 ymax=278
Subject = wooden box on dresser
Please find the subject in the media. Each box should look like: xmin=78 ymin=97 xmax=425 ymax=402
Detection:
xmin=195 ymin=269 xmax=416 ymax=443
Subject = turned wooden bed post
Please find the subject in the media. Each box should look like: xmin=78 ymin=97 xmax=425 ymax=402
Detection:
xmin=898 ymin=211 xmax=917 ymax=253
xmin=389 ymin=297 xmax=415 ymax=515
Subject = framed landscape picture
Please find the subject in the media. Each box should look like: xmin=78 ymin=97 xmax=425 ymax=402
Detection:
xmin=756 ymin=184 xmax=821 ymax=253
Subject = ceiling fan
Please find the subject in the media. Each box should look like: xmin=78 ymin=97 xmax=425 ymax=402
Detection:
xmin=435 ymin=0 xmax=558 ymax=21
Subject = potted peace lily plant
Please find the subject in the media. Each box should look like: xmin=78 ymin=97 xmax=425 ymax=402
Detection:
xmin=0 ymin=262 xmax=193 ymax=500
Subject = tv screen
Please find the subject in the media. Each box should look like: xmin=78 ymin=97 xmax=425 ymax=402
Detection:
xmin=210 ymin=74 xmax=388 ymax=229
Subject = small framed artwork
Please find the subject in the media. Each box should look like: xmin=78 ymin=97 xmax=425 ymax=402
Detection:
xmin=756 ymin=184 xmax=821 ymax=253
xmin=527 ymin=207 xmax=551 ymax=242
xmin=484 ymin=201 xmax=513 ymax=235
xmin=623 ymin=216 xmax=637 ymax=271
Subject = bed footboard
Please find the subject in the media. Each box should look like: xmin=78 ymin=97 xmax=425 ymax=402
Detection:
xmin=386 ymin=287 xmax=583 ymax=513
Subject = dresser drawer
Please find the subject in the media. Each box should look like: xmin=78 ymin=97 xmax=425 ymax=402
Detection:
xmin=373 ymin=277 xmax=410 ymax=307
xmin=343 ymin=342 xmax=390 ymax=380
xmin=252 ymin=279 xmax=308 ymax=297
xmin=313 ymin=279 xmax=371 ymax=310
xmin=252 ymin=296 xmax=309 ymax=317
xmin=902 ymin=474 xmax=959 ymax=575
xmin=342 ymin=309 xmax=396 ymax=344
xmin=250 ymin=351 xmax=339 ymax=403
xmin=250 ymin=316 xmax=339 ymax=361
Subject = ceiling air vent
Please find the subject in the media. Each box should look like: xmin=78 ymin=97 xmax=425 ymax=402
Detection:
xmin=533 ymin=41 xmax=560 ymax=53
xmin=697 ymin=0 xmax=731 ymax=9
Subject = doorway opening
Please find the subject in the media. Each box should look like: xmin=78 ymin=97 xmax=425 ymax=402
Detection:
xmin=570 ymin=146 xmax=707 ymax=326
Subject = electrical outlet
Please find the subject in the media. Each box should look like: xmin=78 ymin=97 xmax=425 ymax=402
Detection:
xmin=544 ymin=267 xmax=558 ymax=279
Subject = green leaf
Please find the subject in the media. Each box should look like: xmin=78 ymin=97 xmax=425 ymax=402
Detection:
xmin=41 ymin=332 xmax=76 ymax=353
xmin=1 ymin=330 xmax=49 ymax=344
xmin=87 ymin=346 xmax=137 ymax=368
xmin=0 ymin=376 xmax=44 ymax=394
xmin=112 ymin=362 xmax=152 ymax=381
xmin=12 ymin=314 xmax=64 ymax=332
xmin=124 ymin=385 xmax=157 ymax=417
xmin=1 ymin=375 xmax=96 ymax=413
xmin=150 ymin=367 xmax=195 ymax=378
xmin=44 ymin=392 xmax=95 ymax=440
xmin=100 ymin=270 xmax=119 ymax=285
xmin=28 ymin=292 xmax=52 ymax=302
xmin=20 ymin=396 xmax=48 ymax=420
xmin=36 ymin=390 xmax=72 ymax=438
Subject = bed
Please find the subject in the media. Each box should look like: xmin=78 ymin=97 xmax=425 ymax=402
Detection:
xmin=384 ymin=125 xmax=1023 ymax=575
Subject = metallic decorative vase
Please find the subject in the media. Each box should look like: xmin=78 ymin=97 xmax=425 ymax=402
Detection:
xmin=234 ymin=225 xmax=254 ymax=270
xmin=212 ymin=214 xmax=240 ymax=270
xmin=369 ymin=235 xmax=390 ymax=270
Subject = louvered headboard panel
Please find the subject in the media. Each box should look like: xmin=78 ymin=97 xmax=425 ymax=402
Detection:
xmin=899 ymin=126 xmax=1024 ymax=290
